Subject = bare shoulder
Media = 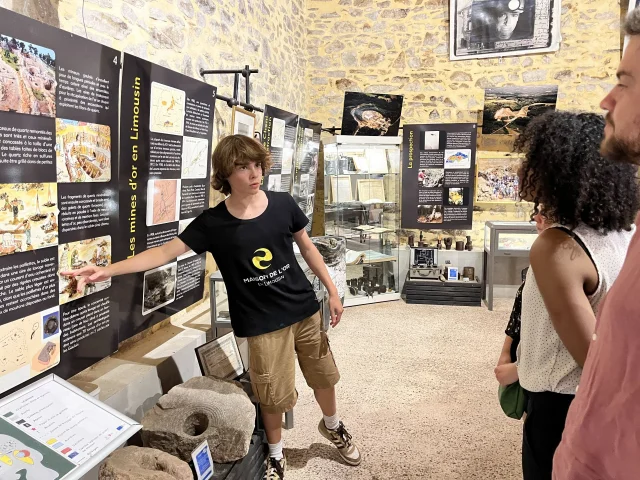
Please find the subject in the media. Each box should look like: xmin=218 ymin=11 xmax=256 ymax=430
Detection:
xmin=530 ymin=228 xmax=584 ymax=268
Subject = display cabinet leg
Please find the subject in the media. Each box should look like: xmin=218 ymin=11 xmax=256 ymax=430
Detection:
xmin=284 ymin=410 xmax=294 ymax=430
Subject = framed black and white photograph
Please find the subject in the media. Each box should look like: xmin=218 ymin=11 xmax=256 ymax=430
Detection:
xmin=231 ymin=106 xmax=256 ymax=137
xmin=195 ymin=332 xmax=245 ymax=380
xmin=450 ymin=0 xmax=562 ymax=60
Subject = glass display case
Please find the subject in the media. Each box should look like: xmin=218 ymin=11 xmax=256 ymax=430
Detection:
xmin=484 ymin=221 xmax=538 ymax=254
xmin=323 ymin=136 xmax=402 ymax=306
xmin=483 ymin=221 xmax=538 ymax=310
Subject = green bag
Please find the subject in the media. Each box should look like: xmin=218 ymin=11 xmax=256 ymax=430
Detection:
xmin=498 ymin=381 xmax=526 ymax=420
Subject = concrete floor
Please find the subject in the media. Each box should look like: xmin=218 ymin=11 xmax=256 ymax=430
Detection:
xmin=282 ymin=299 xmax=522 ymax=479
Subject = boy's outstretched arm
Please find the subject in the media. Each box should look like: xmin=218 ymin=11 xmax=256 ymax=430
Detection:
xmin=60 ymin=237 xmax=191 ymax=293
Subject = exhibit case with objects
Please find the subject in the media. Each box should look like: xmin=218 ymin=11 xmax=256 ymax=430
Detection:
xmin=322 ymin=136 xmax=402 ymax=306
xmin=483 ymin=221 xmax=539 ymax=310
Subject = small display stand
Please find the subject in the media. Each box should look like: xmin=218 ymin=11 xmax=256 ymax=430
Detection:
xmin=483 ymin=221 xmax=538 ymax=310
xmin=0 ymin=374 xmax=140 ymax=480
xmin=403 ymin=246 xmax=482 ymax=306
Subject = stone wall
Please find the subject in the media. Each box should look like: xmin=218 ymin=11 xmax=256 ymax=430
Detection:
xmin=306 ymin=0 xmax=623 ymax=246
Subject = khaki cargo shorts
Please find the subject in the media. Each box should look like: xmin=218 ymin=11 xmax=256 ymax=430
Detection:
xmin=247 ymin=311 xmax=340 ymax=414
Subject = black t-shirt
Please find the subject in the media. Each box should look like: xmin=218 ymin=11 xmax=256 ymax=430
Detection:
xmin=178 ymin=191 xmax=319 ymax=337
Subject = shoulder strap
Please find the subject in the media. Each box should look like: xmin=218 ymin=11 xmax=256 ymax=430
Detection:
xmin=550 ymin=226 xmax=595 ymax=264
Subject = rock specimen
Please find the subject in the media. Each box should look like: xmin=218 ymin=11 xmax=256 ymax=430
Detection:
xmin=141 ymin=376 xmax=255 ymax=463
xmin=99 ymin=446 xmax=192 ymax=480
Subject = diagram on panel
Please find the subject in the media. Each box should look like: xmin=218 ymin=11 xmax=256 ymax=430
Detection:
xmin=0 ymin=308 xmax=61 ymax=394
xmin=149 ymin=81 xmax=185 ymax=136
xmin=0 ymin=328 xmax=28 ymax=374
xmin=146 ymin=179 xmax=180 ymax=226
xmin=181 ymin=136 xmax=208 ymax=179
xmin=55 ymin=119 xmax=111 ymax=183
xmin=58 ymin=236 xmax=111 ymax=305
xmin=0 ymin=183 xmax=58 ymax=256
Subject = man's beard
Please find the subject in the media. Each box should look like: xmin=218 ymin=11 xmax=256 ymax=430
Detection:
xmin=601 ymin=117 xmax=640 ymax=165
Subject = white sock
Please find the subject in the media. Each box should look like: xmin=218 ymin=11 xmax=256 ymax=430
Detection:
xmin=323 ymin=413 xmax=340 ymax=431
xmin=268 ymin=440 xmax=283 ymax=460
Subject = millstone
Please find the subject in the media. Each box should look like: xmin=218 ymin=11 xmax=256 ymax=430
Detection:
xmin=141 ymin=376 xmax=255 ymax=463
xmin=98 ymin=446 xmax=192 ymax=480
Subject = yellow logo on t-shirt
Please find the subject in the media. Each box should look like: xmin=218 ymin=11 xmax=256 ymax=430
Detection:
xmin=252 ymin=248 xmax=273 ymax=270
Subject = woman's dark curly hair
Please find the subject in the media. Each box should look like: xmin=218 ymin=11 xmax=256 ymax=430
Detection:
xmin=515 ymin=111 xmax=640 ymax=232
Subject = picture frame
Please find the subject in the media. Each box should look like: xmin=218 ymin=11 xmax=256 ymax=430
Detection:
xmin=357 ymin=178 xmax=386 ymax=203
xmin=231 ymin=106 xmax=256 ymax=137
xmin=195 ymin=332 xmax=245 ymax=380
xmin=330 ymin=175 xmax=353 ymax=203
xmin=474 ymin=154 xmax=523 ymax=204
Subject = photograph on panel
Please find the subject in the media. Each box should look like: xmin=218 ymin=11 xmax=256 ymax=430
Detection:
xmin=267 ymin=174 xmax=282 ymax=192
xmin=58 ymin=236 xmax=111 ymax=305
xmin=271 ymin=117 xmax=286 ymax=149
xmin=446 ymin=187 xmax=470 ymax=206
xmin=0 ymin=183 xmax=58 ymax=255
xmin=423 ymin=131 xmax=441 ymax=150
xmin=149 ymin=81 xmax=186 ymax=136
xmin=181 ymin=136 xmax=209 ymax=179
xmin=419 ymin=169 xmax=445 ymax=188
xmin=0 ymin=34 xmax=56 ymax=117
xmin=146 ymin=179 xmax=181 ymax=226
xmin=305 ymin=195 xmax=315 ymax=216
xmin=281 ymin=147 xmax=294 ymax=175
xmin=55 ymin=119 xmax=111 ymax=183
xmin=417 ymin=204 xmax=444 ymax=224
xmin=142 ymin=262 xmax=177 ymax=316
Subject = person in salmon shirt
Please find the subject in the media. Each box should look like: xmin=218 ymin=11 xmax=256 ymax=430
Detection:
xmin=553 ymin=8 xmax=640 ymax=480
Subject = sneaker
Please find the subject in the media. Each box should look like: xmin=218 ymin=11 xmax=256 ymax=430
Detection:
xmin=318 ymin=419 xmax=362 ymax=466
xmin=264 ymin=456 xmax=286 ymax=479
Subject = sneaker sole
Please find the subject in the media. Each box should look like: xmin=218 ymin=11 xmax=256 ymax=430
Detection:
xmin=318 ymin=424 xmax=362 ymax=466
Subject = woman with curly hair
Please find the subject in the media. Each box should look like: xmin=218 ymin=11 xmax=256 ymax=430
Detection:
xmin=507 ymin=111 xmax=640 ymax=480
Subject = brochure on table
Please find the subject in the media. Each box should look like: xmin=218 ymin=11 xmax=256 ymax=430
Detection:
xmin=0 ymin=374 xmax=140 ymax=480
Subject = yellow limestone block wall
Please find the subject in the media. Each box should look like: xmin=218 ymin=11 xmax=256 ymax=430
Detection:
xmin=306 ymin=0 xmax=623 ymax=246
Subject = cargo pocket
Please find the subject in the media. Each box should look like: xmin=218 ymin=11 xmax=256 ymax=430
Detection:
xmin=249 ymin=371 xmax=275 ymax=408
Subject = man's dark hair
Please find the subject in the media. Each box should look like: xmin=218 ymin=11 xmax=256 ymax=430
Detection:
xmin=625 ymin=6 xmax=640 ymax=36
xmin=515 ymin=111 xmax=640 ymax=232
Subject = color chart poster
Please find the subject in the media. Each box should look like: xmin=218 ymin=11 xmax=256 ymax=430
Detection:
xmin=117 ymin=54 xmax=215 ymax=340
xmin=402 ymin=123 xmax=477 ymax=230
xmin=261 ymin=104 xmax=299 ymax=194
xmin=0 ymin=7 xmax=121 ymax=396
